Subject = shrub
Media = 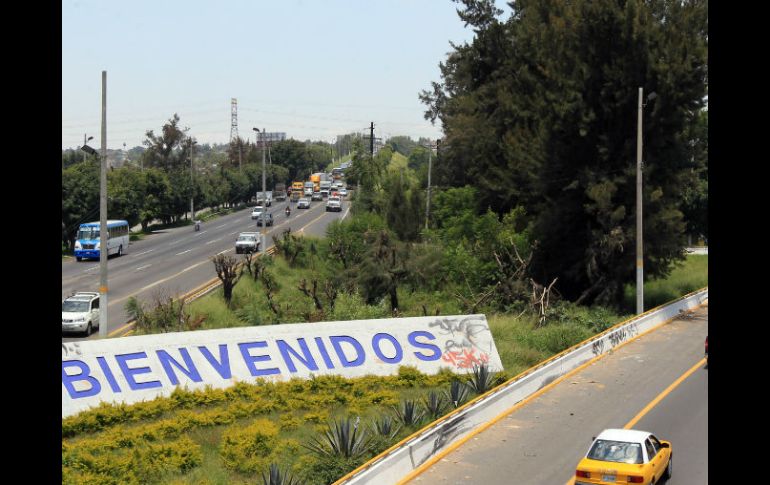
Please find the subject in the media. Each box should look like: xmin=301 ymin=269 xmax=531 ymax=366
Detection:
xmin=444 ymin=379 xmax=470 ymax=409
xmin=303 ymin=417 xmax=373 ymax=460
xmin=465 ymin=364 xmax=497 ymax=395
xmin=392 ymin=399 xmax=426 ymax=428
xmin=219 ymin=419 xmax=279 ymax=473
xmin=423 ymin=390 xmax=448 ymax=420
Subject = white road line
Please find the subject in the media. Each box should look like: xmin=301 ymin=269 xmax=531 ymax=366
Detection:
xmin=135 ymin=264 xmax=151 ymax=272
xmin=205 ymin=238 xmax=222 ymax=245
xmin=133 ymin=249 xmax=154 ymax=256
xmin=81 ymin=266 xmax=98 ymax=273
xmin=176 ymin=249 xmax=192 ymax=256
xmin=215 ymin=224 xmax=226 ymax=229
xmin=195 ymin=230 xmax=208 ymax=236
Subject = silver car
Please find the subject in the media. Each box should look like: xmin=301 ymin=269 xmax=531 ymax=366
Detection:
xmin=297 ymin=198 xmax=311 ymax=209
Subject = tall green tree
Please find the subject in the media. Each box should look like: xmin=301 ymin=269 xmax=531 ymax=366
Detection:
xmin=62 ymin=160 xmax=99 ymax=249
xmin=421 ymin=0 xmax=707 ymax=307
xmin=140 ymin=114 xmax=190 ymax=171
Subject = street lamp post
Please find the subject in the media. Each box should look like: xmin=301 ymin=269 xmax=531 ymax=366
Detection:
xmin=253 ymin=127 xmax=267 ymax=253
xmin=99 ymin=71 xmax=108 ymax=338
xmin=636 ymin=87 xmax=656 ymax=315
xmin=83 ymin=134 xmax=94 ymax=164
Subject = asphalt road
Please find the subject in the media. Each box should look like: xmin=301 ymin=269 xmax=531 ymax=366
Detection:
xmin=410 ymin=304 xmax=708 ymax=485
xmin=62 ymin=195 xmax=350 ymax=341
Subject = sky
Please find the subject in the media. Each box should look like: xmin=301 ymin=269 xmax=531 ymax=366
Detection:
xmin=62 ymin=0 xmax=510 ymax=150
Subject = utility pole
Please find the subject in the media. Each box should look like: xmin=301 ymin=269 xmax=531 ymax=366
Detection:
xmin=254 ymin=127 xmax=267 ymax=253
xmin=370 ymin=122 xmax=374 ymax=158
xmin=636 ymin=87 xmax=644 ymax=315
xmin=99 ymin=70 xmax=108 ymax=338
xmin=425 ymin=139 xmax=437 ymax=230
xmin=190 ymin=137 xmax=195 ymax=221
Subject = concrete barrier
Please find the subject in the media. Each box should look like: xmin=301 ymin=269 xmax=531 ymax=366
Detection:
xmin=336 ymin=288 xmax=708 ymax=485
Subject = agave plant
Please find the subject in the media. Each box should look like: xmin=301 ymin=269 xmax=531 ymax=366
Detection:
xmin=465 ymin=363 xmax=497 ymax=395
xmin=392 ymin=399 xmax=426 ymax=428
xmin=302 ymin=417 xmax=372 ymax=459
xmin=369 ymin=415 xmax=402 ymax=440
xmin=443 ymin=379 xmax=470 ymax=408
xmin=261 ymin=463 xmax=304 ymax=485
xmin=423 ymin=390 xmax=448 ymax=420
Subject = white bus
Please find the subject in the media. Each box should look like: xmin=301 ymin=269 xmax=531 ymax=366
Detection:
xmin=74 ymin=220 xmax=130 ymax=261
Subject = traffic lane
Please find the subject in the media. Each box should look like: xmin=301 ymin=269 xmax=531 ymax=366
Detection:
xmin=62 ymin=200 xmax=329 ymax=340
xmin=410 ymin=305 xmax=708 ymax=485
xmin=299 ymin=202 xmax=350 ymax=238
xmin=61 ymin=205 xmax=257 ymax=296
xmin=632 ymin=359 xmax=708 ymax=485
xmin=61 ymin=201 xmax=291 ymax=299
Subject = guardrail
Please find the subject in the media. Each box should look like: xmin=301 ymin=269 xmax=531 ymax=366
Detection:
xmin=114 ymin=246 xmax=277 ymax=337
xmin=335 ymin=288 xmax=708 ymax=485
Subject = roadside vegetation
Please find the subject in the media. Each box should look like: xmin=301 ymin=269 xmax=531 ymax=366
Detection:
xmin=64 ymin=1 xmax=706 ymax=483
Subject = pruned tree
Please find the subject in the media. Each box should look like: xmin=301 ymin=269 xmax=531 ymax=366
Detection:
xmin=212 ymin=253 xmax=242 ymax=307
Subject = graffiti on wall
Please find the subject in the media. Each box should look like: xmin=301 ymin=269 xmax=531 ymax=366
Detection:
xmin=591 ymin=322 xmax=640 ymax=356
xmin=429 ymin=316 xmax=493 ymax=369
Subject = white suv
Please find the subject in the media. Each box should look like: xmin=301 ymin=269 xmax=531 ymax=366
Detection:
xmin=326 ymin=196 xmax=342 ymax=212
xmin=62 ymin=292 xmax=100 ymax=336
xmin=235 ymin=232 xmax=260 ymax=254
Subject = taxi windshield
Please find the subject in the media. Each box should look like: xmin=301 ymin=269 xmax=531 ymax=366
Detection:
xmin=587 ymin=440 xmax=643 ymax=464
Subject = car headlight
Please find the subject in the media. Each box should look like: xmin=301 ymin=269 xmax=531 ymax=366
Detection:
xmin=95 ymin=242 xmax=100 ymax=249
xmin=74 ymin=317 xmax=86 ymax=322
xmin=74 ymin=241 xmax=82 ymax=249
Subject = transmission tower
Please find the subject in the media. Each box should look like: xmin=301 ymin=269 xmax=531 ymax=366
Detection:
xmin=230 ymin=98 xmax=238 ymax=143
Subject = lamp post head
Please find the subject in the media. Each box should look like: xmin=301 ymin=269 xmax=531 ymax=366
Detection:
xmin=81 ymin=144 xmax=98 ymax=156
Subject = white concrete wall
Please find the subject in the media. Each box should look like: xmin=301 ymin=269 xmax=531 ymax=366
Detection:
xmin=62 ymin=314 xmax=503 ymax=418
xmin=338 ymin=289 xmax=708 ymax=485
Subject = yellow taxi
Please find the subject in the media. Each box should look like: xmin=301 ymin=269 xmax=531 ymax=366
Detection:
xmin=575 ymin=429 xmax=672 ymax=484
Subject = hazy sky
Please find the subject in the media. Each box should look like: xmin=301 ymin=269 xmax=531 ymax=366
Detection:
xmin=62 ymin=0 xmax=509 ymax=150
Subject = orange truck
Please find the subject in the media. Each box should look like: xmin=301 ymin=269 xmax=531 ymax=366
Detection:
xmin=310 ymin=174 xmax=321 ymax=192
xmin=291 ymin=181 xmax=304 ymax=201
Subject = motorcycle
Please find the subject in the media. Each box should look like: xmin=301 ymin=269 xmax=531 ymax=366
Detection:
xmin=194 ymin=220 xmax=201 ymax=232
xmin=285 ymin=207 xmax=291 ymax=217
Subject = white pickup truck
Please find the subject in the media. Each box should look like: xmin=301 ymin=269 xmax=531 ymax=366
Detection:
xmin=235 ymin=232 xmax=260 ymax=254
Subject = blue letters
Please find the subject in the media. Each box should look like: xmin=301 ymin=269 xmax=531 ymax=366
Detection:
xmin=372 ymin=333 xmax=403 ymax=364
xmin=115 ymin=352 xmax=162 ymax=391
xmin=314 ymin=337 xmax=335 ymax=369
xmin=277 ymin=338 xmax=319 ymax=373
xmin=329 ymin=336 xmax=365 ymax=367
xmin=157 ymin=348 xmax=202 ymax=386
xmin=62 ymin=360 xmax=101 ymax=399
xmin=408 ymin=331 xmax=441 ymax=361
xmin=238 ymin=341 xmax=280 ymax=377
xmin=198 ymin=344 xmax=232 ymax=379
xmin=97 ymin=356 xmax=122 ymax=393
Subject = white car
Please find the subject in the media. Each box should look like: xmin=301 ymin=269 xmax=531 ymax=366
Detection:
xmin=326 ymin=196 xmax=342 ymax=212
xmin=62 ymin=292 xmax=100 ymax=336
xmin=251 ymin=205 xmax=265 ymax=219
xmin=339 ymin=188 xmax=348 ymax=197
xmin=297 ymin=198 xmax=311 ymax=209
xmin=235 ymin=232 xmax=260 ymax=254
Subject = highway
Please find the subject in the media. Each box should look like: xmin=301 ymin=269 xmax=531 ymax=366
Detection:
xmin=409 ymin=305 xmax=708 ymax=485
xmin=62 ymin=195 xmax=350 ymax=341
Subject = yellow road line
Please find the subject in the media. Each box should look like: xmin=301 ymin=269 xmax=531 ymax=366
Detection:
xmin=388 ymin=303 xmax=706 ymax=485
xmin=624 ymin=358 xmax=706 ymax=429
xmin=563 ymin=357 xmax=706 ymax=485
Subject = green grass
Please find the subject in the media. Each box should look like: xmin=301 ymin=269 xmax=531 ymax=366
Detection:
xmin=90 ymin=245 xmax=707 ymax=483
xmin=623 ymin=254 xmax=708 ymax=311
